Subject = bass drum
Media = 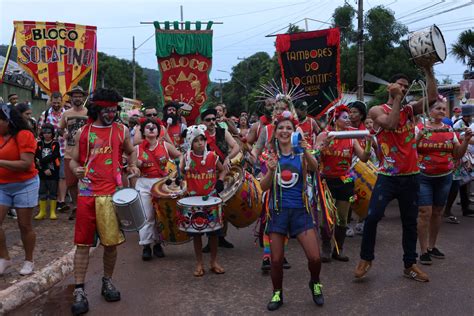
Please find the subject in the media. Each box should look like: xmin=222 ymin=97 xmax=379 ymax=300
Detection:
xmin=219 ymin=166 xmax=262 ymax=228
xmin=352 ymin=159 xmax=378 ymax=219
xmin=151 ymin=177 xmax=190 ymax=244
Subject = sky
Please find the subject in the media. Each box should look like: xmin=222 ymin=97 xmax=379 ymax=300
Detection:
xmin=1 ymin=0 xmax=473 ymax=90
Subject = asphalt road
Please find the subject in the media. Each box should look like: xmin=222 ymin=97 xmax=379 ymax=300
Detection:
xmin=11 ymin=201 xmax=474 ymax=315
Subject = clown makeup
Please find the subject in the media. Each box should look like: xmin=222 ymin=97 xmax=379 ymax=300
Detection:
xmin=144 ymin=122 xmax=158 ymax=138
xmin=275 ymin=120 xmax=295 ymax=145
xmin=99 ymin=106 xmax=117 ymax=126
xmin=192 ymin=135 xmax=206 ymax=154
xmin=336 ymin=111 xmax=350 ymax=129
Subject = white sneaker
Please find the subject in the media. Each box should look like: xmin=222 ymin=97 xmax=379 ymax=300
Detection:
xmin=19 ymin=260 xmax=34 ymax=276
xmin=0 ymin=258 xmax=12 ymax=275
xmin=346 ymin=226 xmax=355 ymax=237
xmin=355 ymin=222 xmax=364 ymax=235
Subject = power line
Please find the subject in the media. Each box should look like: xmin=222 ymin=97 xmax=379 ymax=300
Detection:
xmin=202 ymin=1 xmax=309 ymax=20
xmin=403 ymin=1 xmax=474 ymax=25
xmin=397 ymin=1 xmax=445 ymax=20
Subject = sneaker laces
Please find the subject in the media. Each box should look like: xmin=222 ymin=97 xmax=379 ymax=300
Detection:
xmin=102 ymin=278 xmax=117 ymax=292
xmin=312 ymin=283 xmax=323 ymax=296
xmin=271 ymin=291 xmax=282 ymax=302
xmin=73 ymin=288 xmax=87 ymax=303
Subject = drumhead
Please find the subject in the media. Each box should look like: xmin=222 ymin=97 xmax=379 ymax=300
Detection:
xmin=178 ymin=196 xmax=222 ymax=207
xmin=113 ymin=188 xmax=139 ymax=205
xmin=431 ymin=25 xmax=447 ymax=62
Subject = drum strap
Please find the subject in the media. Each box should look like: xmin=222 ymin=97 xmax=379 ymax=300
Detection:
xmin=142 ymin=143 xmax=169 ymax=176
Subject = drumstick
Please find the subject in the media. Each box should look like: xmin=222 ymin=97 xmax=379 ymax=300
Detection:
xmin=327 ymin=130 xmax=370 ymax=139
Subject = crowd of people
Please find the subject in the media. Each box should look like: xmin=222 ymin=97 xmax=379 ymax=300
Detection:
xmin=1 ymin=62 xmax=474 ymax=315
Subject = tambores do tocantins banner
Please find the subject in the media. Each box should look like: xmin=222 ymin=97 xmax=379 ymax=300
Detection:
xmin=154 ymin=22 xmax=213 ymax=125
xmin=14 ymin=21 xmax=97 ymax=96
xmin=276 ymin=28 xmax=341 ymax=118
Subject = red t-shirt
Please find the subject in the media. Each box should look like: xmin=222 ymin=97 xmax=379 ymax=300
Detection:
xmin=417 ymin=122 xmax=457 ymax=176
xmin=298 ymin=117 xmax=316 ymax=148
xmin=167 ymin=124 xmax=184 ymax=148
xmin=0 ymin=130 xmax=38 ymax=184
xmin=205 ymin=131 xmax=225 ymax=161
xmin=138 ymin=141 xmax=169 ymax=178
xmin=376 ymin=104 xmax=419 ymax=176
xmin=78 ymin=123 xmax=125 ymax=196
xmin=320 ymin=135 xmax=354 ymax=178
xmin=185 ymin=151 xmax=219 ymax=196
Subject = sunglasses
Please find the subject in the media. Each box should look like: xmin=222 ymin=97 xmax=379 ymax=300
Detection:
xmin=204 ymin=117 xmax=216 ymax=122
xmin=146 ymin=113 xmax=158 ymax=117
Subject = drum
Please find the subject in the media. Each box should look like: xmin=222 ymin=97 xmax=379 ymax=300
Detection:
xmin=219 ymin=166 xmax=262 ymax=228
xmin=112 ymin=188 xmax=147 ymax=232
xmin=408 ymin=24 xmax=447 ymax=67
xmin=177 ymin=196 xmax=223 ymax=233
xmin=151 ymin=177 xmax=190 ymax=244
xmin=352 ymin=159 xmax=378 ymax=219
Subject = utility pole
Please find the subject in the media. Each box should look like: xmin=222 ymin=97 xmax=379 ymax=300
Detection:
xmin=356 ymin=0 xmax=364 ymax=101
xmin=180 ymin=5 xmax=184 ymax=29
xmin=215 ymin=79 xmax=226 ymax=103
xmin=132 ymin=36 xmax=136 ymax=99
xmin=304 ymin=18 xmax=309 ymax=31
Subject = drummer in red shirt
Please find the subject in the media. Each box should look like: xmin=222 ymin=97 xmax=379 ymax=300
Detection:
xmin=180 ymin=125 xmax=226 ymax=277
xmin=69 ymin=88 xmax=140 ymax=315
xmin=415 ymin=96 xmax=471 ymax=265
xmin=135 ymin=118 xmax=181 ymax=261
xmin=295 ymin=100 xmax=320 ymax=149
xmin=315 ymin=105 xmax=371 ymax=262
xmin=355 ymin=66 xmax=438 ymax=282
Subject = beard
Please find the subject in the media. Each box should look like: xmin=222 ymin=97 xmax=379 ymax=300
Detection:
xmin=164 ymin=113 xmax=178 ymax=125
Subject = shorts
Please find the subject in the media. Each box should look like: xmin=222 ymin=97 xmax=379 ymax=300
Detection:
xmin=59 ymin=157 xmax=66 ymax=179
xmin=324 ymin=177 xmax=354 ymax=201
xmin=0 ymin=176 xmax=39 ymax=208
xmin=418 ymin=173 xmax=453 ymax=207
xmin=266 ymin=207 xmax=315 ymax=238
xmin=39 ymin=179 xmax=59 ymax=200
xmin=64 ymin=158 xmax=78 ymax=187
xmin=74 ymin=195 xmax=125 ymax=247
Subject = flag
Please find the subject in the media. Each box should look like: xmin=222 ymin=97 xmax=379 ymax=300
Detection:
xmin=13 ymin=21 xmax=97 ymax=96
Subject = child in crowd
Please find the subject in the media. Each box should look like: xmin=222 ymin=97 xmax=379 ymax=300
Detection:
xmin=180 ymin=125 xmax=226 ymax=277
xmin=35 ymin=123 xmax=60 ymax=220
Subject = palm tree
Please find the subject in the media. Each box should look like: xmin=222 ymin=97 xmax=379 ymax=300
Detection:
xmin=450 ymin=29 xmax=474 ymax=72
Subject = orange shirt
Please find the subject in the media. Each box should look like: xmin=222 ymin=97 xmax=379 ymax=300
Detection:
xmin=0 ymin=130 xmax=38 ymax=184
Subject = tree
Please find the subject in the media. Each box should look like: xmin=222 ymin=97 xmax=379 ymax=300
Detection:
xmin=451 ymin=29 xmax=474 ymax=72
xmin=332 ymin=4 xmax=357 ymax=46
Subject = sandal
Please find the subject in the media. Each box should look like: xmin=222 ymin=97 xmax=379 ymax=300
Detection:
xmin=210 ymin=265 xmax=225 ymax=274
xmin=446 ymin=216 xmax=460 ymax=224
xmin=193 ymin=267 xmax=205 ymax=277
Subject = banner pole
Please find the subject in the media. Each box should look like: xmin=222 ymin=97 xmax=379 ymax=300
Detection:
xmin=0 ymin=29 xmax=16 ymax=84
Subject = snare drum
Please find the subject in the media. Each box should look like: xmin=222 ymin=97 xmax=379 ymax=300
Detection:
xmin=352 ymin=159 xmax=378 ymax=219
xmin=177 ymin=196 xmax=223 ymax=233
xmin=112 ymin=188 xmax=147 ymax=232
xmin=219 ymin=166 xmax=262 ymax=228
xmin=151 ymin=177 xmax=190 ymax=243
xmin=408 ymin=24 xmax=447 ymax=67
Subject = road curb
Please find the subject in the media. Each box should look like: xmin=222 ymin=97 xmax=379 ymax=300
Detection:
xmin=0 ymin=247 xmax=77 ymax=314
